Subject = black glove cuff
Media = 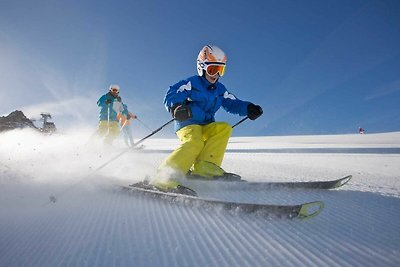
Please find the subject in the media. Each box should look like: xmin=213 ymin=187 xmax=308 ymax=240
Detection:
xmin=173 ymin=104 xmax=192 ymax=122
xmin=170 ymin=104 xmax=180 ymax=115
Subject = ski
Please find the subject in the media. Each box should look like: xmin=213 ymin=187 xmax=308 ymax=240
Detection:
xmin=117 ymin=182 xmax=324 ymax=219
xmin=187 ymin=175 xmax=352 ymax=190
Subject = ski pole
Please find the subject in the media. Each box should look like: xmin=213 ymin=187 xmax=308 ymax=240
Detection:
xmin=94 ymin=118 xmax=174 ymax=172
xmin=119 ymin=117 xmax=128 ymax=132
xmin=136 ymin=117 xmax=153 ymax=131
xmin=44 ymin=118 xmax=175 ymax=206
xmin=232 ymin=116 xmax=249 ymax=128
xmin=88 ymin=118 xmax=175 ymax=177
xmin=107 ymin=104 xmax=110 ymax=135
xmin=132 ymin=118 xmax=174 ymax=148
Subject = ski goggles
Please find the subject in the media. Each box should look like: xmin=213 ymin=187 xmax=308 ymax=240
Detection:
xmin=110 ymin=88 xmax=119 ymax=93
xmin=205 ymin=63 xmax=226 ymax=77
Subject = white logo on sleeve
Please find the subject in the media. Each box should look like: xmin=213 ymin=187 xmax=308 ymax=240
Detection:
xmin=223 ymin=91 xmax=236 ymax=100
xmin=177 ymin=81 xmax=192 ymax=93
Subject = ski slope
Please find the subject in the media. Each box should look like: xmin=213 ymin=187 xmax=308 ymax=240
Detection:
xmin=0 ymin=130 xmax=399 ymax=266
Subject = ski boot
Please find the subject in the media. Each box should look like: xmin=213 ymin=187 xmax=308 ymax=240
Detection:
xmin=137 ymin=178 xmax=197 ymax=197
xmin=187 ymin=161 xmax=242 ymax=181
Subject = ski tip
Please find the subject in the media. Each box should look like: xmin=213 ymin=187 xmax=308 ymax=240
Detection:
xmin=298 ymin=201 xmax=324 ymax=219
xmin=333 ymin=175 xmax=352 ymax=188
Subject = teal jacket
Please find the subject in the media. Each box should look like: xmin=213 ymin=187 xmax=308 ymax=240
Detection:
xmin=97 ymin=92 xmax=123 ymax=121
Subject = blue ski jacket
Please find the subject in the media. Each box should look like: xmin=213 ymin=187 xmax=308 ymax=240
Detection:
xmin=97 ymin=92 xmax=124 ymax=121
xmin=164 ymin=75 xmax=251 ymax=132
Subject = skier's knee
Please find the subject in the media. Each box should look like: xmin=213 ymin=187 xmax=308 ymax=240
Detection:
xmin=182 ymin=139 xmax=204 ymax=154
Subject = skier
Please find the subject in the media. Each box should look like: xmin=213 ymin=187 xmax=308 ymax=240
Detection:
xmin=151 ymin=45 xmax=263 ymax=192
xmin=96 ymin=84 xmax=124 ymax=145
xmin=119 ymin=103 xmax=137 ymax=147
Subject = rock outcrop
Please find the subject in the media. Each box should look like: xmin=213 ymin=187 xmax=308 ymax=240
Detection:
xmin=0 ymin=110 xmax=38 ymax=133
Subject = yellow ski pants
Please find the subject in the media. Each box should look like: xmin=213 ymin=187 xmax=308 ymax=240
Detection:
xmin=97 ymin=120 xmax=120 ymax=145
xmin=162 ymin=122 xmax=232 ymax=175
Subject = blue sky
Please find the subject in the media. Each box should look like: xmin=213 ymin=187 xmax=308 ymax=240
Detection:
xmin=1 ymin=0 xmax=399 ymax=136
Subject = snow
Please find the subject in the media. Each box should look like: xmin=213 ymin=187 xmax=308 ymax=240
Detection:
xmin=1 ymin=129 xmax=399 ymax=266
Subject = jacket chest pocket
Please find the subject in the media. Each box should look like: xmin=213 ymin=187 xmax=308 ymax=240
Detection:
xmin=204 ymin=93 xmax=222 ymax=113
xmin=189 ymin=90 xmax=207 ymax=106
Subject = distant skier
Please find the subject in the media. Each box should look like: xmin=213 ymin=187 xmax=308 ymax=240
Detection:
xmin=151 ymin=45 xmax=263 ymax=193
xmin=96 ymin=84 xmax=124 ymax=145
xmin=358 ymin=127 xmax=365 ymax=134
xmin=118 ymin=103 xmax=137 ymax=147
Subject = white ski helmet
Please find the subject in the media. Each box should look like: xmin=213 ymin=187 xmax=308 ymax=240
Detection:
xmin=196 ymin=45 xmax=227 ymax=77
xmin=109 ymin=84 xmax=120 ymax=92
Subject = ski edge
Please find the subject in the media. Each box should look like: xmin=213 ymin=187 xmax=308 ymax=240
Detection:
xmin=250 ymin=174 xmax=354 ymax=189
xmin=116 ymin=184 xmax=324 ymax=219
xmin=188 ymin=174 xmax=353 ymax=190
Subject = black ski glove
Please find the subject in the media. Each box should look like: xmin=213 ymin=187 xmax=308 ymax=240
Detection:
xmin=247 ymin=103 xmax=263 ymax=120
xmin=171 ymin=104 xmax=192 ymax=122
xmin=105 ymin=99 xmax=112 ymax=105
